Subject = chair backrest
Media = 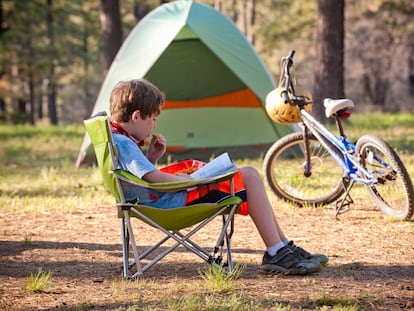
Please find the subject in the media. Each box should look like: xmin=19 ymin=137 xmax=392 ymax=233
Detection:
xmin=84 ymin=112 xmax=122 ymax=202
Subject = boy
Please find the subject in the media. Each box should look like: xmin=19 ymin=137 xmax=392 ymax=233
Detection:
xmin=109 ymin=78 xmax=328 ymax=275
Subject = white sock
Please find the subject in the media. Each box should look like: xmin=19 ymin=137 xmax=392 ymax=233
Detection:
xmin=266 ymin=241 xmax=285 ymax=257
xmin=283 ymin=239 xmax=290 ymax=246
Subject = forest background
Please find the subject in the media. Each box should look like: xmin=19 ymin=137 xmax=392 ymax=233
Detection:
xmin=1 ymin=2 xmax=414 ymax=309
xmin=0 ymin=0 xmax=413 ymax=127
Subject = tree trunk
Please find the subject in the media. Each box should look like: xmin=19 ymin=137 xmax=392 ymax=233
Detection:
xmin=47 ymin=82 xmax=57 ymax=124
xmin=0 ymin=0 xmax=7 ymax=114
xmin=28 ymin=72 xmax=35 ymax=124
xmin=133 ymin=0 xmax=152 ymax=21
xmin=37 ymin=88 xmax=43 ymax=119
xmin=408 ymin=32 xmax=414 ymax=97
xmin=17 ymin=98 xmax=26 ymax=113
xmin=230 ymin=0 xmax=238 ymax=23
xmin=0 ymin=0 xmax=8 ymax=35
xmin=247 ymin=0 xmax=255 ymax=45
xmin=0 ymin=98 xmax=5 ymax=112
xmin=239 ymin=0 xmax=247 ymax=36
xmin=46 ymin=0 xmax=57 ymax=124
xmin=100 ymin=0 xmax=122 ymax=72
xmin=26 ymin=13 xmax=35 ymax=125
xmin=214 ymin=0 xmax=222 ymax=11
xmin=313 ymin=0 xmax=345 ymax=122
xmin=10 ymin=50 xmax=19 ymax=114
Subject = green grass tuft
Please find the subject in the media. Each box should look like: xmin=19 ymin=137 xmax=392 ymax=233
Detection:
xmin=198 ymin=263 xmax=245 ymax=293
xmin=26 ymin=268 xmax=52 ymax=293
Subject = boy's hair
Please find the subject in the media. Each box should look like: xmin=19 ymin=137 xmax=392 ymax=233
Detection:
xmin=110 ymin=79 xmax=165 ymax=122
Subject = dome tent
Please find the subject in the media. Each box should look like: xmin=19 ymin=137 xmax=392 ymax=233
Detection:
xmin=77 ymin=0 xmax=292 ymax=166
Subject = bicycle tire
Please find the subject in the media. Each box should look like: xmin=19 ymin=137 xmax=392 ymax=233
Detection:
xmin=355 ymin=134 xmax=414 ymax=220
xmin=264 ymin=131 xmax=347 ymax=206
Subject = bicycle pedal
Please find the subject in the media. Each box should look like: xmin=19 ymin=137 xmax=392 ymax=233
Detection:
xmin=385 ymin=170 xmax=397 ymax=181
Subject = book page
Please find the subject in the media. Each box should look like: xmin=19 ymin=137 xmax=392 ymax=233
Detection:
xmin=190 ymin=152 xmax=237 ymax=179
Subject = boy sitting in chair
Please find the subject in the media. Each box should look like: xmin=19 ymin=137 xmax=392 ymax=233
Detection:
xmin=109 ymin=78 xmax=328 ymax=275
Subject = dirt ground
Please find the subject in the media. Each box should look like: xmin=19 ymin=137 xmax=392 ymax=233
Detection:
xmin=1 ymin=199 xmax=413 ymax=310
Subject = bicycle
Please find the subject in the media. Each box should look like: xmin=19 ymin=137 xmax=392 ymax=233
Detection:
xmin=263 ymin=50 xmax=414 ymax=220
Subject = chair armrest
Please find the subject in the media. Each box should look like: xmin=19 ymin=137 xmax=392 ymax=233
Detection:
xmin=110 ymin=169 xmax=238 ymax=192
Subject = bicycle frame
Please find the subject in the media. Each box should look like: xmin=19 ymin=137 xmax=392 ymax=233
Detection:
xmin=299 ymin=109 xmax=384 ymax=186
xmin=265 ymin=49 xmax=414 ymax=219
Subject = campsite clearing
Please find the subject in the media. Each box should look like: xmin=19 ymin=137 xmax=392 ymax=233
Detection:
xmin=1 ymin=199 xmax=413 ymax=310
xmin=1 ymin=116 xmax=414 ymax=310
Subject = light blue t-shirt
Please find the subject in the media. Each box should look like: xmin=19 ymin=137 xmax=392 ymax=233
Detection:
xmin=112 ymin=133 xmax=187 ymax=208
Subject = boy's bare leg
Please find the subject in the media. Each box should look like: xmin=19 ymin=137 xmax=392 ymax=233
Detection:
xmin=240 ymin=166 xmax=287 ymax=247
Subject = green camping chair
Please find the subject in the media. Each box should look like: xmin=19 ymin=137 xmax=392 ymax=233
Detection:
xmin=84 ymin=112 xmax=242 ymax=279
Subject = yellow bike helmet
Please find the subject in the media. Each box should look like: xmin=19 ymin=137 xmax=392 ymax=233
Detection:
xmin=265 ymin=86 xmax=313 ymax=124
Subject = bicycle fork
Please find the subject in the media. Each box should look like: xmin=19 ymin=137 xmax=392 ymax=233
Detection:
xmin=302 ymin=126 xmax=312 ymax=178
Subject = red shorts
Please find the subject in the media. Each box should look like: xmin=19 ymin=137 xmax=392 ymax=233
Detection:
xmin=185 ymin=170 xmax=248 ymax=215
xmin=160 ymin=161 xmax=248 ymax=215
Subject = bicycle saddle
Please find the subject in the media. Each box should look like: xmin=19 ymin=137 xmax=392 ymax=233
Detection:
xmin=324 ymin=98 xmax=355 ymax=118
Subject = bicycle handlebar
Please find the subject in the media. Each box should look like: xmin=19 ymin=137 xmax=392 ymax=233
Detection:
xmin=281 ymin=50 xmax=295 ymax=103
xmin=280 ymin=49 xmax=308 ymax=106
xmin=286 ymin=49 xmax=295 ymax=65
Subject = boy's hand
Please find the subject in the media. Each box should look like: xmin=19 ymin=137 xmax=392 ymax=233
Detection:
xmin=147 ymin=133 xmax=166 ymax=164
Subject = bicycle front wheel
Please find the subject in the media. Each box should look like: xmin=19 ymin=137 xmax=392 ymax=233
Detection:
xmin=356 ymin=134 xmax=414 ymax=220
xmin=264 ymin=131 xmax=347 ymax=206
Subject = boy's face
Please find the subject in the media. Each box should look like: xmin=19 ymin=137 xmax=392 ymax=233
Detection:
xmin=129 ymin=110 xmax=158 ymax=142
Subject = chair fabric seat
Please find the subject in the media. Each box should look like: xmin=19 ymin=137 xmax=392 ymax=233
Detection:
xmin=119 ymin=196 xmax=242 ymax=231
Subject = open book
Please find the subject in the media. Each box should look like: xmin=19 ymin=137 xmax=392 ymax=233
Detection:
xmin=190 ymin=152 xmax=238 ymax=179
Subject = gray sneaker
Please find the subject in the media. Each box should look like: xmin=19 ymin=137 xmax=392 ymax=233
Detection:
xmin=288 ymin=241 xmax=329 ymax=265
xmin=262 ymin=245 xmax=321 ymax=275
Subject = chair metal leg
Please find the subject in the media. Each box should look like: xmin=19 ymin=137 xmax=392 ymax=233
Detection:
xmin=120 ymin=203 xmax=238 ymax=278
xmin=224 ymin=215 xmax=235 ymax=272
xmin=211 ymin=205 xmax=237 ymax=269
xmin=124 ymin=211 xmax=142 ymax=278
xmin=121 ymin=218 xmax=129 ymax=279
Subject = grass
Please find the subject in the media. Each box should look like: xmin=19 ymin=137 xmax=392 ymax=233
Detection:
xmin=311 ymin=294 xmax=359 ymax=310
xmin=22 ymin=236 xmax=32 ymax=246
xmin=198 ymin=263 xmax=246 ymax=293
xmin=110 ymin=275 xmax=289 ymax=310
xmin=330 ymin=112 xmax=414 ymax=155
xmin=0 ymin=124 xmax=113 ymax=213
xmin=108 ymin=286 xmax=362 ymax=311
xmin=1 ymin=112 xmax=413 ymax=310
xmin=1 ymin=112 xmax=412 ymax=215
xmin=26 ymin=268 xmax=52 ymax=293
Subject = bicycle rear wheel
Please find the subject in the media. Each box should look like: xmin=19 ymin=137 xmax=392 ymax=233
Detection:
xmin=264 ymin=131 xmax=347 ymax=206
xmin=356 ymin=134 xmax=414 ymax=220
